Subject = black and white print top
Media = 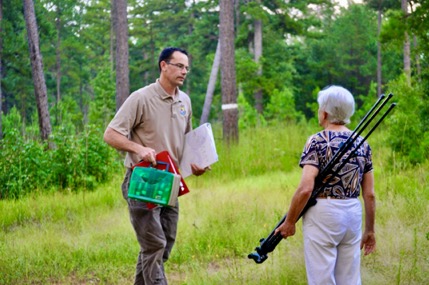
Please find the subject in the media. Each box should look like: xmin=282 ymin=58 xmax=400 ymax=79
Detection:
xmin=299 ymin=130 xmax=373 ymax=199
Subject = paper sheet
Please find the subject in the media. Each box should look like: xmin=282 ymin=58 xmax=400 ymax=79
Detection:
xmin=180 ymin=123 xmax=218 ymax=178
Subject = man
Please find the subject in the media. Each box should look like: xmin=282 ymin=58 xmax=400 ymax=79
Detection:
xmin=104 ymin=47 xmax=208 ymax=285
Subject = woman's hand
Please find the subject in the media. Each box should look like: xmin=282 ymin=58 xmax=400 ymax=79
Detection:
xmin=361 ymin=231 xmax=376 ymax=255
xmin=274 ymin=220 xmax=296 ymax=239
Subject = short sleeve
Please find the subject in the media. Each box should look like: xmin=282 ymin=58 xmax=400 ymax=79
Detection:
xmin=363 ymin=143 xmax=373 ymax=173
xmin=108 ymin=92 xmax=143 ymax=137
xmin=299 ymin=135 xmax=320 ymax=169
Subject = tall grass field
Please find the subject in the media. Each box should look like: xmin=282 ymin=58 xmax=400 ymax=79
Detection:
xmin=1 ymin=123 xmax=428 ymax=284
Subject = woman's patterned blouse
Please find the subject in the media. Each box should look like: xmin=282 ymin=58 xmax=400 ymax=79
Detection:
xmin=299 ymin=130 xmax=373 ymax=199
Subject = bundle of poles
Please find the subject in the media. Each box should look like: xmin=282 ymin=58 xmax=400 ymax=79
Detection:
xmin=248 ymin=93 xmax=397 ymax=264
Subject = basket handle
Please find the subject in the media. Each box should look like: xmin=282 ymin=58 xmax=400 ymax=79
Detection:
xmin=149 ymin=161 xmax=170 ymax=172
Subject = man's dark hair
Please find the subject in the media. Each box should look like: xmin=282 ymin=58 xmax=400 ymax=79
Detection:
xmin=158 ymin=47 xmax=188 ymax=72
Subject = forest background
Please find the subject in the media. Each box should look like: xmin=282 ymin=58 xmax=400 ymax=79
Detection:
xmin=0 ymin=0 xmax=428 ymax=284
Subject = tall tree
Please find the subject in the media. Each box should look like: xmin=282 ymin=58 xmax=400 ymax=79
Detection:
xmin=303 ymin=5 xmax=378 ymax=94
xmin=23 ymin=0 xmax=52 ymax=141
xmin=219 ymin=0 xmax=238 ymax=144
xmin=110 ymin=0 xmax=116 ymax=73
xmin=376 ymin=5 xmax=382 ymax=96
xmin=200 ymin=40 xmax=220 ymax=125
xmin=401 ymin=0 xmax=411 ymax=85
xmin=253 ymin=0 xmax=263 ymax=114
xmin=364 ymin=0 xmax=401 ymax=96
xmin=0 ymin=0 xmax=3 ymax=139
xmin=2 ymin=0 xmax=34 ymax=124
xmin=408 ymin=0 xmax=429 ymax=81
xmin=114 ymin=0 xmax=129 ymax=110
xmin=54 ymin=3 xmax=61 ymax=104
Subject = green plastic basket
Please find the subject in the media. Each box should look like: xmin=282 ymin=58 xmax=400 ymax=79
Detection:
xmin=128 ymin=166 xmax=181 ymax=207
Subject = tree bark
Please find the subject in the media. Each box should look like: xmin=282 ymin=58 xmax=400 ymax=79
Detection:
xmin=55 ymin=4 xmax=62 ymax=124
xmin=115 ymin=0 xmax=129 ymax=111
xmin=409 ymin=0 xmax=421 ymax=83
xmin=401 ymin=0 xmax=411 ymax=85
xmin=234 ymin=0 xmax=240 ymax=32
xmin=0 ymin=0 xmax=3 ymax=139
xmin=413 ymin=35 xmax=421 ymax=82
xmin=376 ymin=8 xmax=382 ymax=97
xmin=253 ymin=11 xmax=263 ymax=113
xmin=200 ymin=41 xmax=220 ymax=125
xmin=55 ymin=6 xmax=61 ymax=103
xmin=23 ymin=0 xmax=52 ymax=141
xmin=110 ymin=0 xmax=116 ymax=74
xmin=220 ymin=0 xmax=238 ymax=144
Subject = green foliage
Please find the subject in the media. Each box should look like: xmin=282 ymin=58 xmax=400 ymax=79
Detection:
xmin=88 ymin=63 xmax=116 ymax=128
xmin=380 ymin=9 xmax=405 ymax=48
xmin=409 ymin=0 xmax=429 ymax=57
xmin=237 ymin=93 xmax=266 ymax=130
xmin=51 ymin=96 xmax=85 ymax=131
xmin=265 ymin=87 xmax=305 ymax=123
xmin=235 ymin=48 xmax=260 ymax=102
xmin=211 ymin=122 xmax=315 ymax=181
xmin=1 ymin=124 xmax=428 ymax=284
xmin=0 ymin=181 xmax=133 ymax=284
xmin=0 ymin=0 xmax=414 ymax=132
xmin=0 ymin=110 xmax=120 ymax=199
xmin=0 ymin=109 xmax=47 ymax=199
xmin=293 ymin=3 xmax=397 ymax=119
xmin=49 ymin=124 xmax=120 ymax=191
xmin=235 ymin=4 xmax=297 ymax=115
xmin=384 ymin=76 xmax=429 ymax=165
xmin=354 ymin=81 xmax=379 ymax=121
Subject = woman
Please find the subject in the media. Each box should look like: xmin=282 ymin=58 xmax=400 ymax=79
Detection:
xmin=275 ymin=85 xmax=376 ymax=285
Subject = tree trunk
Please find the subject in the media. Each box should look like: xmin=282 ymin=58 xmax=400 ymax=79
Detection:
xmin=115 ymin=0 xmax=129 ymax=111
xmin=409 ymin=3 xmax=421 ymax=82
xmin=253 ymin=11 xmax=263 ymax=114
xmin=200 ymin=41 xmax=220 ymax=125
xmin=55 ymin=5 xmax=62 ymax=124
xmin=403 ymin=32 xmax=411 ymax=84
xmin=413 ymin=35 xmax=421 ymax=82
xmin=401 ymin=0 xmax=411 ymax=85
xmin=0 ymin=0 xmax=3 ymax=139
xmin=220 ymin=0 xmax=238 ymax=144
xmin=110 ymin=0 xmax=116 ymax=74
xmin=23 ymin=0 xmax=52 ymax=142
xmin=376 ymin=8 xmax=382 ymax=97
xmin=234 ymin=0 xmax=240 ymax=32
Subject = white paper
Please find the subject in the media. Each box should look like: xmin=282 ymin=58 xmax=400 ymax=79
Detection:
xmin=180 ymin=123 xmax=218 ymax=178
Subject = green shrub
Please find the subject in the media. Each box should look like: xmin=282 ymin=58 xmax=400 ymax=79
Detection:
xmin=385 ymin=76 xmax=429 ymax=165
xmin=0 ymin=108 xmax=120 ymax=199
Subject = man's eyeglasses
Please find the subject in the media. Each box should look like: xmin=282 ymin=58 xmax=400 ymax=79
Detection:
xmin=166 ymin=61 xmax=190 ymax=72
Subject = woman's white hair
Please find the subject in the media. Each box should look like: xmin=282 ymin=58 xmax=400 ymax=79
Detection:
xmin=317 ymin=85 xmax=355 ymax=125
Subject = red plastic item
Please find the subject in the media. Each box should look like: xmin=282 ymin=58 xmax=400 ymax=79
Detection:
xmin=132 ymin=151 xmax=190 ymax=209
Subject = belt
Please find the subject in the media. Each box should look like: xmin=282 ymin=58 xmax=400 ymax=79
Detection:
xmin=317 ymin=195 xmax=356 ymax=200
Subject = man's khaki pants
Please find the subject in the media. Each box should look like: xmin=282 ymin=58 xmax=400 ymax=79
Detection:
xmin=122 ymin=169 xmax=179 ymax=285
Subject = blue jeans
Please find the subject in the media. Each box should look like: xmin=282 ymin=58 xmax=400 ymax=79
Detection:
xmin=122 ymin=169 xmax=179 ymax=285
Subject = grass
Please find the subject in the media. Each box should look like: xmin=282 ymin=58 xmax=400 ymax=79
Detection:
xmin=1 ymin=123 xmax=428 ymax=284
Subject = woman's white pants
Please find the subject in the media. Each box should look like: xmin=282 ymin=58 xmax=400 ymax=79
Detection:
xmin=302 ymin=198 xmax=362 ymax=285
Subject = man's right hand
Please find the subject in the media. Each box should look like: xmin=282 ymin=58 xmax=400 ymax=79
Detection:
xmin=138 ymin=146 xmax=157 ymax=165
xmin=104 ymin=127 xmax=157 ymax=165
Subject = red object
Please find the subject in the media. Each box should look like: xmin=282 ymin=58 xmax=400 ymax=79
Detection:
xmin=132 ymin=151 xmax=190 ymax=209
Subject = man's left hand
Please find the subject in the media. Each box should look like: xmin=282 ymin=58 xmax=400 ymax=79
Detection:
xmin=191 ymin=164 xmax=210 ymax=176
